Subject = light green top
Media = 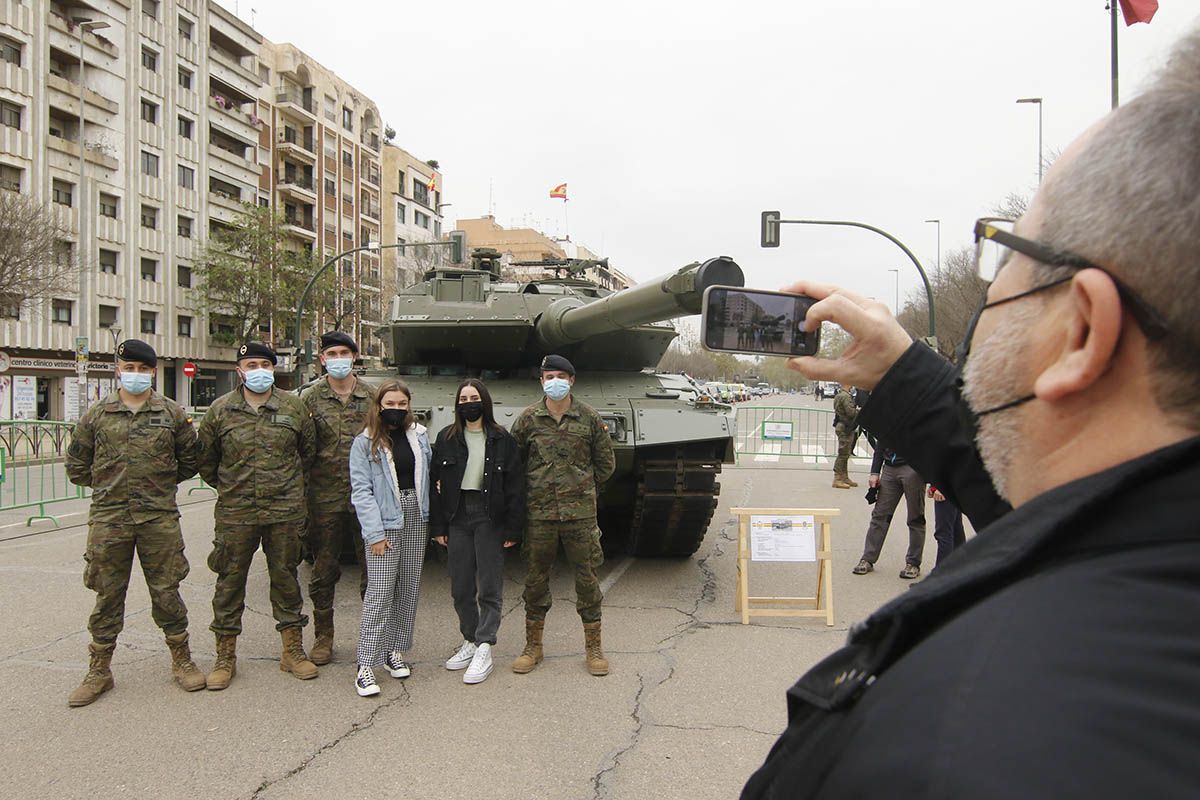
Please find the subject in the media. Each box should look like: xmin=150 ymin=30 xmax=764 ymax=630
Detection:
xmin=463 ymin=428 xmax=486 ymax=491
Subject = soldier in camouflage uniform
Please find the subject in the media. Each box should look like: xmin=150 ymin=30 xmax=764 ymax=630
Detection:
xmin=832 ymin=382 xmax=860 ymax=489
xmin=197 ymin=342 xmax=319 ymax=689
xmin=510 ymin=355 xmax=616 ymax=677
xmin=300 ymin=331 xmax=374 ymax=665
xmin=64 ymin=339 xmax=206 ymax=706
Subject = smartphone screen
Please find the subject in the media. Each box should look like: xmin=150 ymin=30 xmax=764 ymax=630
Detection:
xmin=701 ymin=286 xmax=820 ymax=357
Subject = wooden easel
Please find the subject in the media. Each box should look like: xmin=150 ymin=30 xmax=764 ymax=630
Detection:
xmin=732 ymin=507 xmax=839 ymax=627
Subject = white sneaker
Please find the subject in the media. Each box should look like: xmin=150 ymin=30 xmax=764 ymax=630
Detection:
xmin=384 ymin=651 xmax=411 ymax=679
xmin=463 ymin=643 xmax=493 ymax=684
xmin=355 ymin=665 xmax=380 ymax=697
xmin=444 ymin=640 xmax=477 ymax=671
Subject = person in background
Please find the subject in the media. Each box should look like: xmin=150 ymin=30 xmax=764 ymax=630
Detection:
xmin=929 ymin=484 xmax=966 ymax=567
xmin=348 ymin=379 xmax=432 ymax=697
xmin=831 ymin=382 xmax=859 ymax=488
xmin=429 ymin=379 xmax=525 ymax=685
xmin=852 ymin=443 xmax=926 ymax=579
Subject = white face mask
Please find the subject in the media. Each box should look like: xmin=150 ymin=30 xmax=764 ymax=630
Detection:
xmin=325 ymin=357 xmax=353 ymax=379
xmin=242 ymin=368 xmax=275 ymax=393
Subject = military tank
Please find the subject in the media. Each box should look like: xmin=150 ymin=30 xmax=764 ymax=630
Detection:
xmin=363 ymin=249 xmax=744 ymax=557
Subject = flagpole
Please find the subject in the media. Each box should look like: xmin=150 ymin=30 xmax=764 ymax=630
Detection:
xmin=563 ymin=199 xmax=569 ymax=241
xmin=1110 ymin=0 xmax=1119 ymax=109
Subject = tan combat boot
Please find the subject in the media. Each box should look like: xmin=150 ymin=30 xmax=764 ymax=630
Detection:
xmin=207 ymin=634 xmax=237 ymax=691
xmin=832 ymin=476 xmax=854 ymax=489
xmin=583 ymin=621 xmax=609 ymax=676
xmin=310 ymin=608 xmax=335 ymax=666
xmin=511 ymin=619 xmax=544 ymax=674
xmin=280 ymin=627 xmax=319 ymax=680
xmin=68 ymin=641 xmax=116 ymax=707
xmin=165 ymin=632 xmax=207 ymax=691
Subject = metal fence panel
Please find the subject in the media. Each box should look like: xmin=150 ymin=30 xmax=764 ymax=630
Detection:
xmin=732 ymin=406 xmax=874 ymax=470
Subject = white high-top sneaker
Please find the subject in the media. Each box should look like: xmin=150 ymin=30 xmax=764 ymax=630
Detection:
xmin=444 ymin=640 xmax=477 ymax=671
xmin=463 ymin=643 xmax=493 ymax=684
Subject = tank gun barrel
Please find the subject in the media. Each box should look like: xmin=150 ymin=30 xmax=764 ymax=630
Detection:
xmin=535 ymin=256 xmax=743 ymax=349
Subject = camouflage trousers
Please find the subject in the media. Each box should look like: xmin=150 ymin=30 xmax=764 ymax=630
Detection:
xmin=304 ymin=506 xmax=366 ymax=610
xmin=83 ymin=515 xmax=190 ymax=644
xmin=208 ymin=520 xmax=308 ymax=636
xmin=521 ymin=518 xmax=605 ymax=624
xmin=834 ymin=426 xmax=859 ymax=479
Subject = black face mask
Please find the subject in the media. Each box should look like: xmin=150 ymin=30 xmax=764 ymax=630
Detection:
xmin=458 ymin=401 xmax=484 ymax=423
xmin=380 ymin=408 xmax=408 ymax=429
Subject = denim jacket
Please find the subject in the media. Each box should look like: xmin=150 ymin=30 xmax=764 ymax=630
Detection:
xmin=349 ymin=424 xmax=431 ymax=546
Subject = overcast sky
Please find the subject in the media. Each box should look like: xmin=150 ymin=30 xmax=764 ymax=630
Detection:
xmin=222 ymin=0 xmax=1192 ymax=306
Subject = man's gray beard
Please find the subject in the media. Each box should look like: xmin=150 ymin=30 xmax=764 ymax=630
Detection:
xmin=961 ymin=302 xmax=1040 ymax=503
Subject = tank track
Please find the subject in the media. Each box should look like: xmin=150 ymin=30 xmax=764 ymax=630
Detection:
xmin=625 ymin=451 xmax=722 ymax=557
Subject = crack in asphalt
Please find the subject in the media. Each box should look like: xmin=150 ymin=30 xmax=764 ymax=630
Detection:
xmin=247 ymin=681 xmax=412 ymax=800
xmin=651 ymin=721 xmax=778 ymax=737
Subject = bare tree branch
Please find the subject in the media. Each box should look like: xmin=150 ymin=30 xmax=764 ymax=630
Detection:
xmin=0 ymin=192 xmax=76 ymax=313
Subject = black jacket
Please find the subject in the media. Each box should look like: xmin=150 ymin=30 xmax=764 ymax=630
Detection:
xmin=428 ymin=424 xmax=525 ymax=542
xmin=743 ymin=342 xmax=1200 ymax=799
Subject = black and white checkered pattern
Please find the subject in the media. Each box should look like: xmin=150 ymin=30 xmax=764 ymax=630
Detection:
xmin=356 ymin=490 xmax=428 ymax=668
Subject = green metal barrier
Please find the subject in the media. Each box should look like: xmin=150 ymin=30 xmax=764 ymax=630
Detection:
xmin=732 ymin=405 xmax=875 ymax=470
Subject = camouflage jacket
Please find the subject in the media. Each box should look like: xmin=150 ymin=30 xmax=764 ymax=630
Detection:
xmin=65 ymin=391 xmax=198 ymax=523
xmin=834 ymin=389 xmax=859 ymax=430
xmin=197 ymin=387 xmax=316 ymax=524
xmin=301 ymin=377 xmax=375 ymax=512
xmin=511 ymin=396 xmax=616 ymax=522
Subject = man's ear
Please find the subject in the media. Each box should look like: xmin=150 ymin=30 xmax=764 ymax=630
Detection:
xmin=1033 ymin=269 xmax=1123 ymax=402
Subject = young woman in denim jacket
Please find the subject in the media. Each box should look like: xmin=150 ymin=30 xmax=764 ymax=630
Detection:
xmin=348 ymin=379 xmax=431 ymax=697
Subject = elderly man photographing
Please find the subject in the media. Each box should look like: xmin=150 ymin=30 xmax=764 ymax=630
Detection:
xmin=743 ymin=27 xmax=1200 ymax=799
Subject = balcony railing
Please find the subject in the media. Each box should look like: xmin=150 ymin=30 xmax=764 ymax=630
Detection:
xmin=282 ymin=127 xmax=315 ymax=153
xmin=281 ymin=172 xmax=314 ymax=191
xmin=361 ymin=131 xmax=380 ymax=151
xmin=284 ymin=214 xmax=315 ymax=232
xmin=276 ymin=89 xmax=316 ymax=115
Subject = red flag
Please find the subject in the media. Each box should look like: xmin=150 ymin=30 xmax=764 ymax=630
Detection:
xmin=1118 ymin=0 xmax=1158 ymax=25
xmin=549 ymin=183 xmax=567 ymax=200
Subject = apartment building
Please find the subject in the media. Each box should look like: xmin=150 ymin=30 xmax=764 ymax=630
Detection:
xmin=379 ymin=140 xmax=444 ymax=310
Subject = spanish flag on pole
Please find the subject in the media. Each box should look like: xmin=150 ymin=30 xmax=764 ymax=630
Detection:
xmin=428 ymin=172 xmax=438 ymax=192
xmin=549 ymin=183 xmax=568 ymax=200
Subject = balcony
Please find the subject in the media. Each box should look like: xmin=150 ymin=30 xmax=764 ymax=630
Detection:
xmin=275 ymin=88 xmax=315 ymax=120
xmin=360 ymin=130 xmax=380 ymax=153
xmin=278 ymin=171 xmax=316 ymax=202
xmin=47 ymin=10 xmax=119 ymax=59
xmin=277 ymin=127 xmax=315 ymax=163
xmin=283 ymin=213 xmax=316 ymax=240
xmin=209 ymin=43 xmax=261 ymax=90
xmin=361 ymin=201 xmax=381 ymax=222
xmin=46 ymin=135 xmax=120 ymax=170
xmin=46 ymin=73 xmax=120 ymax=117
xmin=207 ymin=91 xmax=259 ymax=141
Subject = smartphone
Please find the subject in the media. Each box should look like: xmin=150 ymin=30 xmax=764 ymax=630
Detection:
xmin=700 ymin=286 xmax=821 ymax=358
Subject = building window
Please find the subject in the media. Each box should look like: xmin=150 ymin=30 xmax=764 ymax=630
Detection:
xmin=141 ymin=258 xmax=158 ymax=281
xmin=178 ymin=264 xmax=192 ymax=287
xmin=52 ymin=299 xmax=73 ymax=324
xmin=324 ymin=178 xmax=335 ymax=196
xmin=55 ymin=239 xmax=73 ymax=268
xmin=0 ymin=296 xmax=19 ymax=319
xmin=342 ymin=151 xmax=353 ymax=168
xmin=177 ymin=215 xmax=193 ymax=238
xmin=412 ymin=180 xmax=430 ymax=206
xmin=342 ymin=107 xmax=353 ymax=131
xmin=177 ymin=164 xmax=194 ymax=190
xmin=140 ymin=310 xmax=157 ymax=335
xmin=140 ymin=204 xmax=158 ymax=229
xmin=396 ymin=170 xmax=405 ymax=196
xmin=414 ymin=210 xmax=430 ymax=229
xmin=140 ymin=150 xmax=159 ymax=177
xmin=178 ymin=15 xmax=193 ymax=40
xmin=99 ymin=192 xmax=118 ymax=218
xmin=141 ymin=47 xmax=158 ymax=72
xmin=178 ymin=115 xmax=193 ymax=139
xmin=0 ymin=163 xmax=20 ymax=192
xmin=140 ymin=98 xmax=158 ymax=124
xmin=0 ymin=100 xmax=21 ymax=130
xmin=178 ymin=314 xmax=193 ymax=337
xmin=142 ymin=0 xmax=159 ymax=19
xmin=99 ymin=249 xmax=118 ymax=274
xmin=52 ymin=179 xmax=74 ymax=207
xmin=178 ymin=66 xmax=192 ymax=90
xmin=0 ymin=35 xmax=21 ymax=66
xmin=395 ymin=202 xmax=405 ymax=224
xmin=98 ymin=304 xmax=118 ymax=328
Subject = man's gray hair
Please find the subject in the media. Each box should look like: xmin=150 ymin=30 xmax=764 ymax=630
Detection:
xmin=1037 ymin=25 xmax=1200 ymax=427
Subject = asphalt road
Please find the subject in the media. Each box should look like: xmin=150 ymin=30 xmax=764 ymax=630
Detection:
xmin=0 ymin=394 xmax=959 ymax=800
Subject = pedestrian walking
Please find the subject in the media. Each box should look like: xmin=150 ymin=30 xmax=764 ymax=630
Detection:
xmin=929 ymin=485 xmax=966 ymax=566
xmin=429 ymin=379 xmax=525 ymax=685
xmin=197 ymin=342 xmax=319 ymax=690
xmin=852 ymin=444 xmax=926 ymax=579
xmin=300 ymin=331 xmax=375 ymax=665
xmin=510 ymin=355 xmax=616 ymax=677
xmin=64 ymin=339 xmax=205 ymax=706
xmin=831 ymin=382 xmax=859 ymax=488
xmin=348 ymin=379 xmax=432 ymax=697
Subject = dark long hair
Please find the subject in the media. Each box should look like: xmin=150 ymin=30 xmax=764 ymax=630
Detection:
xmin=365 ymin=379 xmax=413 ymax=460
xmin=446 ymin=378 xmax=502 ymax=440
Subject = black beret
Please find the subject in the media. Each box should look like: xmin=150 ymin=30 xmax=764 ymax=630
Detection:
xmin=116 ymin=339 xmax=157 ymax=368
xmin=236 ymin=341 xmax=277 ymax=365
xmin=320 ymin=331 xmax=358 ymax=353
xmin=540 ymin=354 xmax=575 ymax=376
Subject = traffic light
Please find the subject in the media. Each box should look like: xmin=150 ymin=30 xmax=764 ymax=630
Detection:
xmin=761 ymin=211 xmax=781 ymax=248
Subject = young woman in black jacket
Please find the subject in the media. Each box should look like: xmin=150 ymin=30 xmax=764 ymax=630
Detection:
xmin=429 ymin=378 xmax=525 ymax=684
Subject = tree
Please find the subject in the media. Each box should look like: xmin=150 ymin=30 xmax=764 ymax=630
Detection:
xmin=383 ymin=124 xmax=396 ymax=144
xmin=0 ymin=192 xmax=76 ymax=317
xmin=896 ymin=245 xmax=987 ymax=359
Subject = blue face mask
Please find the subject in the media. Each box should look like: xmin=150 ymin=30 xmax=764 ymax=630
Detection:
xmin=119 ymin=372 xmax=152 ymax=395
xmin=543 ymin=377 xmax=571 ymax=401
xmin=243 ymin=368 xmax=275 ymax=393
xmin=325 ymin=357 xmax=353 ymax=379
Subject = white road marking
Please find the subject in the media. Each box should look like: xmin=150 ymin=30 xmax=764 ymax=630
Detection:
xmin=753 ymin=443 xmax=782 ymax=463
xmin=599 ymin=556 xmax=635 ymax=595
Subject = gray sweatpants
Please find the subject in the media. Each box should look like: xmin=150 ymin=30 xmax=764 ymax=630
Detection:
xmin=861 ymin=463 xmax=927 ymax=567
xmin=447 ymin=491 xmax=506 ymax=646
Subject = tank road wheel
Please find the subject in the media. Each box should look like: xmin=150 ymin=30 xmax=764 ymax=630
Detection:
xmin=625 ymin=452 xmax=722 ymax=557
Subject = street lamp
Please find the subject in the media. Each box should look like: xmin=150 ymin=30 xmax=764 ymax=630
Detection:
xmin=1016 ymin=97 xmax=1043 ymax=184
xmin=72 ymin=17 xmax=109 ymax=418
xmin=924 ymin=218 xmax=940 ymax=275
xmin=888 ymin=268 xmax=900 ymax=316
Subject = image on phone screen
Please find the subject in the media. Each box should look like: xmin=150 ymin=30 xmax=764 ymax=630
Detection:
xmin=702 ymin=287 xmax=820 ymax=357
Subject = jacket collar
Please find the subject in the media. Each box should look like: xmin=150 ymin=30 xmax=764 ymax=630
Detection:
xmin=533 ymin=397 xmax=580 ymax=419
xmin=101 ymin=390 xmax=166 ymax=414
xmin=316 ymin=376 xmax=370 ymax=401
xmin=230 ymin=386 xmax=283 ymax=413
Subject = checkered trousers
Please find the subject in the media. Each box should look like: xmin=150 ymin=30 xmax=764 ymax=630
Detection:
xmin=356 ymin=489 xmax=428 ymax=667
